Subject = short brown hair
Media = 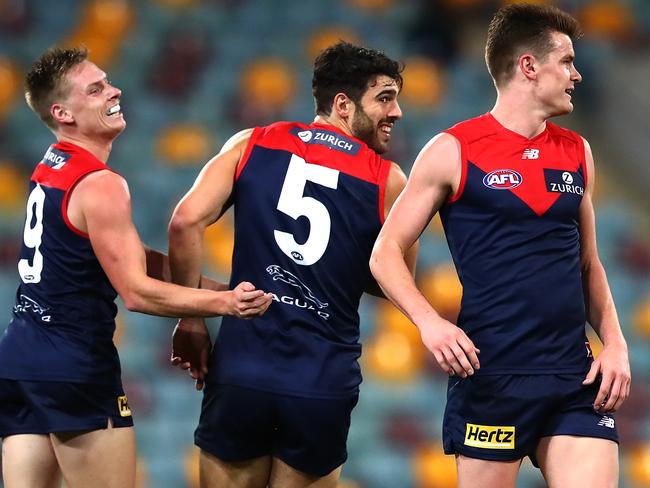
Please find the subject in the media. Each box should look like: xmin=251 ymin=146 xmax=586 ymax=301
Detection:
xmin=24 ymin=46 xmax=88 ymax=130
xmin=485 ymin=4 xmax=582 ymax=87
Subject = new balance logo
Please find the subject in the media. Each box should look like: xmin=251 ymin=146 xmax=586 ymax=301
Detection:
xmin=522 ymin=148 xmax=539 ymax=159
xmin=597 ymin=416 xmax=615 ymax=429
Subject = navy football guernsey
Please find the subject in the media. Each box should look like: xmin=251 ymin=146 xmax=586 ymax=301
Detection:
xmin=440 ymin=113 xmax=591 ymax=374
xmin=0 ymin=142 xmax=120 ymax=385
xmin=211 ymin=121 xmax=391 ymax=398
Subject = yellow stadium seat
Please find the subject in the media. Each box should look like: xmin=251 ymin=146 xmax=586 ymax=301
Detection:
xmin=204 ymin=213 xmax=234 ymax=275
xmin=66 ymin=0 xmax=134 ymax=67
xmin=0 ymin=58 xmax=21 ymax=120
xmin=626 ymin=443 xmax=650 ymax=487
xmin=306 ymin=27 xmax=361 ymax=61
xmin=0 ymin=162 xmax=25 ymax=213
xmin=400 ymin=56 xmax=445 ymax=109
xmin=376 ymin=301 xmax=421 ymax=344
xmin=86 ymin=0 xmax=133 ymax=34
xmin=241 ymin=59 xmax=297 ymax=110
xmin=412 ymin=442 xmax=457 ymax=488
xmin=580 ymin=2 xmax=636 ymax=39
xmin=632 ymin=297 xmax=650 ymax=339
xmin=364 ymin=328 xmax=425 ymax=382
xmin=419 ymin=263 xmax=462 ymax=322
xmin=156 ymin=124 xmax=213 ymax=166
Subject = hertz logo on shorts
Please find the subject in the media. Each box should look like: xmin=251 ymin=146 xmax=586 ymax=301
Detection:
xmin=117 ymin=395 xmax=132 ymax=417
xmin=464 ymin=423 xmax=515 ymax=449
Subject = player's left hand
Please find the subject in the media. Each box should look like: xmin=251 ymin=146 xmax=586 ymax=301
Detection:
xmin=582 ymin=343 xmax=631 ymax=413
xmin=171 ymin=317 xmax=212 ymax=390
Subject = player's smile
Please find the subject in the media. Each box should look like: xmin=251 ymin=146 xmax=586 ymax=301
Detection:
xmin=379 ymin=121 xmax=393 ymax=139
xmin=106 ymin=102 xmax=122 ymax=117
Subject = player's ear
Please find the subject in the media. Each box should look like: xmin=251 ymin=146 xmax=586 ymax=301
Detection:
xmin=332 ymin=93 xmax=352 ymax=119
xmin=519 ymin=54 xmax=537 ymax=81
xmin=51 ymin=103 xmax=74 ymax=125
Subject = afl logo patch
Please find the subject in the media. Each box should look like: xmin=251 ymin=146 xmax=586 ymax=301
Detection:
xmin=483 ymin=169 xmax=522 ymax=190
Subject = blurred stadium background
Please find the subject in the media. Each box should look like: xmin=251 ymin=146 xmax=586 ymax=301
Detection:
xmin=0 ymin=0 xmax=648 ymax=486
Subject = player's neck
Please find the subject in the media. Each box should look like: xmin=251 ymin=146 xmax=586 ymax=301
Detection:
xmin=313 ymin=114 xmax=353 ymax=138
xmin=55 ymin=131 xmax=113 ymax=163
xmin=491 ymin=90 xmax=548 ymax=140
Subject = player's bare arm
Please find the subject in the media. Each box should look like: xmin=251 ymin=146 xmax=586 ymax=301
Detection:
xmin=365 ymin=163 xmax=418 ymax=297
xmin=168 ymin=128 xmax=254 ymax=287
xmin=168 ymin=129 xmax=272 ymax=387
xmin=142 ymin=242 xmax=229 ymax=381
xmin=143 ymin=246 xmax=229 ymax=291
xmin=579 ymin=138 xmax=631 ymax=413
xmin=370 ymin=133 xmax=480 ymax=377
xmin=67 ymin=169 xmax=270 ymax=318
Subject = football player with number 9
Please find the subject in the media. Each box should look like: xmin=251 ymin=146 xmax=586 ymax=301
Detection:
xmin=0 ymin=46 xmax=272 ymax=488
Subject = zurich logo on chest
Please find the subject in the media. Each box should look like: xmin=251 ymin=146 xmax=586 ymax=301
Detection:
xmin=482 ymin=169 xmax=523 ymax=190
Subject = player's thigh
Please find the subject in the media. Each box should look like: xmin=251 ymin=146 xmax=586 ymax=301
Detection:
xmin=274 ymin=393 xmax=358 ymax=478
xmin=2 ymin=434 xmax=61 ymax=488
xmin=199 ymin=448 xmax=271 ymax=488
xmin=51 ymin=422 xmax=136 ymax=488
xmin=537 ymin=435 xmax=618 ymax=488
xmin=456 ymin=455 xmax=521 ymax=488
xmin=442 ymin=375 xmax=550 ymax=463
xmin=269 ymin=457 xmax=342 ymax=488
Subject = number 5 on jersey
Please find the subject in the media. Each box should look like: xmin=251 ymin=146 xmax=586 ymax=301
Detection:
xmin=274 ymin=155 xmax=339 ymax=266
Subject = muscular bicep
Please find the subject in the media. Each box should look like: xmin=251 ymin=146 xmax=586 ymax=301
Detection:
xmin=172 ymin=130 xmax=252 ymax=229
xmin=76 ymin=172 xmax=148 ymax=297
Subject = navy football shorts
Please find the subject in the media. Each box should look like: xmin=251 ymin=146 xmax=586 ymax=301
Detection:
xmin=443 ymin=374 xmax=619 ymax=466
xmin=195 ymin=383 xmax=359 ymax=477
xmin=0 ymin=379 xmax=133 ymax=437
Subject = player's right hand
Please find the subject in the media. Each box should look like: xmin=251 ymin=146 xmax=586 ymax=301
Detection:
xmin=418 ymin=319 xmax=480 ymax=377
xmin=229 ymin=281 xmax=273 ymax=319
xmin=171 ymin=317 xmax=212 ymax=390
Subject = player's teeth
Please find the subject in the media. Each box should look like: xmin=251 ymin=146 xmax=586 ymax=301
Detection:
xmin=106 ymin=104 xmax=120 ymax=115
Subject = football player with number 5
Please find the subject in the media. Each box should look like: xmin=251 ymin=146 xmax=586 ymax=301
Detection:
xmin=168 ymin=42 xmax=417 ymax=488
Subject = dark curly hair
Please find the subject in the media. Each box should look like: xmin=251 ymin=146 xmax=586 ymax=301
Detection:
xmin=312 ymin=42 xmax=403 ymax=116
xmin=25 ymin=46 xmax=88 ymax=130
xmin=486 ymin=4 xmax=582 ymax=87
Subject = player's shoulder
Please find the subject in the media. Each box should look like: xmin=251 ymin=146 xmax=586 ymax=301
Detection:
xmin=74 ymin=169 xmax=127 ymax=203
xmin=545 ymin=122 xmax=586 ymax=160
xmin=545 ymin=121 xmax=582 ymax=143
xmin=444 ymin=113 xmax=498 ymax=145
xmin=255 ymin=120 xmax=305 ymax=138
xmin=247 ymin=120 xmax=309 ymax=150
